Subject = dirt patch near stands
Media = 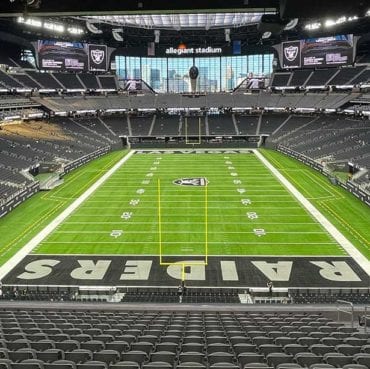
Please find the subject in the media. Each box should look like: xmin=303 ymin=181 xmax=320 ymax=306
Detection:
xmin=1 ymin=120 xmax=72 ymax=141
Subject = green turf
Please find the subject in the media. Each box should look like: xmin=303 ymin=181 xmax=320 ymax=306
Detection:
xmin=0 ymin=150 xmax=127 ymax=266
xmin=1 ymin=148 xmax=369 ymax=265
xmin=261 ymin=149 xmax=370 ymax=260
xmin=33 ymin=150 xmax=346 ymax=257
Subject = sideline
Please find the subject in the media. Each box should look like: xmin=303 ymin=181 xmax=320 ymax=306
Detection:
xmin=254 ymin=150 xmax=370 ymax=277
xmin=0 ymin=150 xmax=135 ymax=280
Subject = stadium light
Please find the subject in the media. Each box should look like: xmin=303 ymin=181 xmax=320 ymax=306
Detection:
xmin=366 ymin=9 xmax=370 ymax=16
xmin=43 ymin=21 xmax=64 ymax=33
xmin=304 ymin=22 xmax=321 ymax=30
xmin=262 ymin=31 xmax=272 ymax=39
xmin=17 ymin=16 xmax=42 ymax=28
xmin=68 ymin=26 xmax=84 ymax=35
xmin=324 ymin=15 xmax=358 ymax=28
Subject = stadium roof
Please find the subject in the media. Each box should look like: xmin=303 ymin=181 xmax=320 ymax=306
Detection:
xmin=78 ymin=13 xmax=270 ymax=30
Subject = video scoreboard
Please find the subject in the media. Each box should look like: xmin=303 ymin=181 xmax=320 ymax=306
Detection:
xmin=281 ymin=34 xmax=354 ymax=69
xmin=35 ymin=40 xmax=109 ymax=72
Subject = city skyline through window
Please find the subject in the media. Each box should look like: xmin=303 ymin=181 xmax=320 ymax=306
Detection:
xmin=115 ymin=54 xmax=273 ymax=92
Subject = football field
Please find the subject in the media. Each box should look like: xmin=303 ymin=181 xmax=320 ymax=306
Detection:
xmin=1 ymin=149 xmax=369 ymax=288
xmin=34 ymin=150 xmax=344 ymax=257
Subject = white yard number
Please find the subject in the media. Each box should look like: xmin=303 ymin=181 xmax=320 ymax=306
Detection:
xmin=154 ymin=161 xmax=160 ymax=165
xmin=136 ymin=189 xmax=145 ymax=194
xmin=150 ymin=167 xmax=157 ymax=171
xmin=237 ymin=188 xmax=246 ymax=194
xmin=146 ymin=173 xmax=154 ymax=177
xmin=247 ymin=212 xmax=258 ymax=219
xmin=241 ymin=199 xmax=252 ymax=205
xmin=129 ymin=199 xmax=140 ymax=206
xmin=225 ymin=161 xmax=232 ymax=165
xmin=228 ymin=166 xmax=235 ymax=170
xmin=111 ymin=230 xmax=123 ymax=238
xmin=230 ymin=173 xmax=238 ymax=177
xmin=233 ymin=179 xmax=242 ymax=185
xmin=121 ymin=212 xmax=132 ymax=220
xmin=254 ymin=229 xmax=266 ymax=237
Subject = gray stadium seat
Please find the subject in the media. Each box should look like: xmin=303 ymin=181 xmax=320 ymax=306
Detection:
xmin=179 ymin=353 xmax=205 ymax=364
xmin=324 ymin=353 xmax=354 ymax=366
xmin=36 ymin=349 xmax=64 ymax=362
xmin=93 ymin=349 xmax=120 ymax=364
xmin=266 ymin=353 xmax=293 ymax=367
xmin=76 ymin=360 xmax=108 ymax=369
xmin=295 ymin=353 xmax=323 ymax=367
xmin=44 ymin=360 xmax=77 ymax=369
xmin=336 ymin=344 xmax=362 ymax=356
xmin=121 ymin=350 xmax=148 ymax=365
xmin=142 ymin=362 xmax=172 ymax=369
xmin=64 ymin=349 xmax=93 ymax=363
xmin=12 ymin=359 xmax=44 ymax=369
xmin=208 ymin=352 xmax=235 ymax=365
xmin=284 ymin=344 xmax=307 ymax=356
xmin=310 ymin=345 xmax=335 ymax=356
xmin=238 ymin=353 xmax=264 ymax=367
xmin=109 ymin=361 xmax=140 ymax=369
xmin=149 ymin=351 xmax=176 ymax=364
xmin=0 ymin=359 xmax=11 ymax=369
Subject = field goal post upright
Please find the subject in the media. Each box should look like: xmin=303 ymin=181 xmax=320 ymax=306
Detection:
xmin=157 ymin=178 xmax=208 ymax=283
xmin=185 ymin=115 xmax=202 ymax=145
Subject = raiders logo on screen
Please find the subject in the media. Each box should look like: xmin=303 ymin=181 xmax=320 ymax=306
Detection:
xmin=282 ymin=40 xmax=301 ymax=68
xmin=173 ymin=177 xmax=209 ymax=186
xmin=90 ymin=49 xmax=105 ymax=65
xmin=284 ymin=45 xmax=299 ymax=61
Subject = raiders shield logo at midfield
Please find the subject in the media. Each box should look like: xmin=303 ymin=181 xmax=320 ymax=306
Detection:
xmin=173 ymin=177 xmax=209 ymax=186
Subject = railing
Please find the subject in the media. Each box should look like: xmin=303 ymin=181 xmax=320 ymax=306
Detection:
xmin=336 ymin=299 xmax=354 ymax=328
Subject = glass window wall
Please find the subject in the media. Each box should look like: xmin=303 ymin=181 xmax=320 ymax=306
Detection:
xmin=115 ymin=54 xmax=273 ymax=92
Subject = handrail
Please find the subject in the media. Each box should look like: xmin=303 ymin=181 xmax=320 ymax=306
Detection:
xmin=336 ymin=299 xmax=354 ymax=329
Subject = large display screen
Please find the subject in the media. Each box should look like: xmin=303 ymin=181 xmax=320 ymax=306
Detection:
xmin=282 ymin=34 xmax=354 ymax=69
xmin=37 ymin=40 xmax=108 ymax=72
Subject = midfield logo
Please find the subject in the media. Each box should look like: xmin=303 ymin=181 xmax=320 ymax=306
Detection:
xmin=173 ymin=177 xmax=209 ymax=186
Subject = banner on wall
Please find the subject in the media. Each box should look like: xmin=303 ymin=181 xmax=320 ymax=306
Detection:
xmin=88 ymin=44 xmax=108 ymax=72
xmin=282 ymin=40 xmax=301 ymax=69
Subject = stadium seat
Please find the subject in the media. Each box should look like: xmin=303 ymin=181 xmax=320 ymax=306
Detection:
xmin=36 ymin=349 xmax=64 ymax=362
xmin=76 ymin=360 xmax=108 ymax=369
xmin=93 ymin=349 xmax=120 ymax=364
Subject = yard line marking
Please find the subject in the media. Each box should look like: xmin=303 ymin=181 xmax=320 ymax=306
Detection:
xmin=41 ymin=241 xmax=338 ymax=245
xmin=69 ymin=214 xmax=312 ymax=218
xmin=0 ymin=150 xmax=136 ymax=280
xmin=63 ymin=221 xmax=321 ymax=225
xmin=32 ymin=253 xmax=349 ymax=257
xmin=54 ymin=230 xmax=329 ymax=235
xmin=255 ymin=150 xmax=370 ymax=276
